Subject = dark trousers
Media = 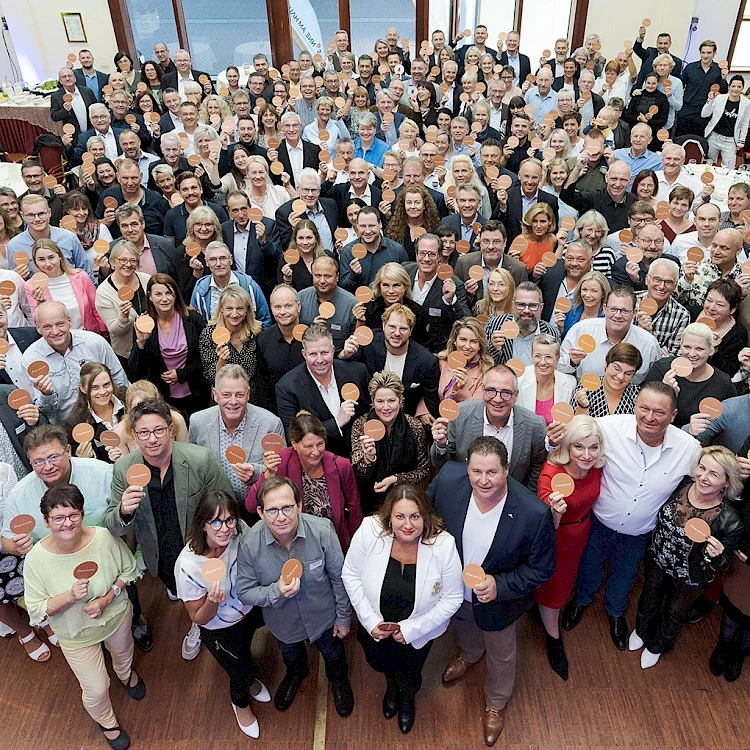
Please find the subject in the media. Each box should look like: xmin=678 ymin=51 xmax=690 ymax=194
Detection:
xmin=357 ymin=625 xmax=432 ymax=692
xmin=277 ymin=626 xmax=348 ymax=683
xmin=200 ymin=613 xmax=262 ymax=708
xmin=635 ymin=553 xmax=705 ymax=654
xmin=126 ymin=583 xmax=141 ymax=621
xmin=574 ymin=514 xmax=651 ymax=617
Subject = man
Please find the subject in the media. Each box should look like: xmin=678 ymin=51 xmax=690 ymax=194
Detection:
xmin=455 ymin=221 xmax=528 ymax=307
xmin=114 ymin=203 xmax=178 ymax=278
xmin=633 ymin=28 xmax=682 ymax=88
xmin=322 ymin=69 xmax=344 ymax=101
xmin=1 ymin=424 xmax=153 ymax=651
xmin=8 ymin=195 xmax=87 ymax=275
xmin=118 ymin=131 xmax=158 ymax=187
xmin=428 ymin=30 xmax=447 ymax=70
xmin=677 ymin=39 xmax=728 ymax=138
xmin=230 ymin=91 xmax=252 ymax=127
xmin=275 ymin=169 xmax=337 ymax=253
xmin=634 ymin=258 xmax=690 ymax=356
xmin=611 ymin=221 xmax=680 ymax=291
xmin=477 ymin=140 xmax=518 ymax=211
xmin=272 ymin=112 xmax=320 ymax=188
xmin=355 ymin=55 xmax=377 ymax=105
xmin=247 ymin=72 xmax=271 ymax=109
xmin=237 ymin=476 xmax=353 ymax=716
xmin=441 ymin=186 xmax=487 ymax=249
xmin=298 ymin=256 xmax=357 ymax=351
xmin=456 ymin=24 xmax=497 ymax=64
xmin=559 ymin=286 xmax=660 ymax=383
xmin=218 ymin=117 xmax=269 ymax=178
xmin=321 ymin=158 xmax=383 ymax=215
xmin=499 ymin=31 xmax=531 ymax=88
xmin=257 ymin=284 xmax=305 ymax=410
xmin=493 ymin=158 xmax=559 ymax=241
xmin=340 ymin=304 xmax=441 ymax=419
xmin=439 ymin=61 xmax=463 ymax=117
xmin=0 ymin=373 xmax=40 ymax=464
xmin=538 ymin=241 xmax=594 ymax=321
xmin=189 ymin=241 xmax=270 ymax=325
xmin=275 ymin=324 xmax=369 ymax=457
xmin=353 ymin=113 xmax=391 ymax=168
xmin=189 ymin=365 xmax=284 ymax=502
xmin=385 ymin=26 xmax=411 ymax=72
xmin=329 ymin=29 xmax=351 ymax=72
xmin=162 ymin=171 xmax=227 ymax=245
xmin=97 ymin=158 xmax=170 ymax=238
xmin=147 ymin=131 xmax=192 ymax=183
xmin=339 ymin=206 xmax=408 ymax=290
xmin=430 ymin=363 xmax=547 ymax=489
xmin=17 ymin=158 xmax=64 ymax=227
xmin=161 ymin=49 xmax=214 ymax=100
xmin=73 ymin=50 xmax=108 ymax=101
xmin=541 ymin=38 xmax=570 ymax=77
xmin=654 ymin=143 xmax=710 ymax=204
xmin=552 ymin=58 xmax=580 ymax=97
xmin=499 ymin=113 xmax=534 ymax=174
xmin=560 ymin=382 xmax=701 ymax=649
xmin=575 ymin=70 xmax=605 ymax=129
xmin=430 ymin=436 xmax=555 ymax=746
xmin=221 ymin=191 xmax=280 ymax=288
xmin=612 ymin=123 xmax=663 ymax=184
xmin=172 ymin=100 xmax=201 ymax=155
xmin=384 ymin=79 xmax=420 ymax=127
xmin=487 ymin=80 xmax=509 ymax=133
xmin=584 ymin=34 xmax=607 ymax=78
xmin=561 ymin=158 xmax=636 ymax=233
xmin=404 ymin=233 xmax=471 ymax=352
xmin=50 ymin=67 xmax=96 ymax=138
xmin=399 ymin=156 xmax=449 ymax=217
xmin=106 ymin=398 xmax=233 ymax=659
xmin=523 ymin=68 xmax=557 ymax=126
xmin=293 ymin=76 xmax=319 ymax=129
xmin=373 ymin=90 xmax=405 ymax=148
xmin=72 ymin=103 xmax=124 ymax=164
xmin=669 ymin=201 xmax=721 ymax=265
xmin=158 ymin=88 xmax=182 ymax=134
xmin=22 ymin=301 xmax=127 ymax=423
xmin=486 ymin=282 xmax=561 ymax=365
xmin=154 ymin=42 xmax=177 ymax=77
xmin=109 ymin=90 xmax=151 ymax=151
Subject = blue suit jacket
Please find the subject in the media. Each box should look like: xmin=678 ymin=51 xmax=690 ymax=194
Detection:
xmin=73 ymin=127 xmax=125 ymax=165
xmin=428 ymin=461 xmax=556 ymax=631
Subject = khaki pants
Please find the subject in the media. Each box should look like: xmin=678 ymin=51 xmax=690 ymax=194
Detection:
xmin=60 ymin=608 xmax=134 ymax=729
xmin=453 ymin=600 xmax=517 ymax=710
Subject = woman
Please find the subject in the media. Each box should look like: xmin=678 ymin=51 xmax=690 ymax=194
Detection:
xmin=199 ymin=286 xmax=261 ymax=385
xmin=436 ymin=225 xmax=460 ymax=269
xmin=61 ymin=192 xmax=112 ymax=277
xmin=199 ymin=94 xmax=232 ymax=127
xmin=702 ymin=279 xmax=748 ymax=376
xmin=593 ymin=61 xmax=622 ymax=104
xmin=176 ymin=490 xmax=269 ymax=737
xmin=217 ymin=144 xmax=253 ymax=196
xmin=105 ymin=72 xmax=128 ymax=100
xmin=134 ymin=90 xmax=162 ymax=119
xmin=645 ymin=322 xmax=736 ymax=428
xmin=129 ymin=273 xmax=208 ymax=416
xmin=471 ymin=101 xmax=502 ymax=144
xmin=630 ymin=169 xmax=659 ymax=207
xmin=414 ymin=84 xmax=439 ymax=130
xmin=350 ymin=372 xmax=430 ymax=514
xmin=224 ymin=66 xmax=244 ymax=99
xmin=500 ymin=66 xmax=523 ymax=103
xmin=113 ymin=380 xmax=188 ymax=455
xmin=473 ymin=267 xmax=515 ymax=318
xmin=256 ymin=104 xmax=282 ymax=148
xmin=393 ymin=119 xmax=421 ymax=159
xmin=534 ymin=415 xmax=605 ymax=680
xmin=702 ymin=75 xmax=750 ymax=167
xmin=478 ymin=53 xmax=495 ymax=84
xmin=113 ymin=51 xmax=140 ymax=93
xmin=381 ymin=151 xmax=404 ymax=191
xmin=65 ymin=362 xmax=126 ymax=463
xmin=278 ymin=220 xmax=331 ymax=291
xmin=244 ymin=155 xmax=293 ymax=219
xmin=342 ymin=485 xmax=462 ymax=733
xmin=652 ymin=53 xmax=683 ymax=133
xmin=571 ymin=342 xmax=642 ymax=417
xmin=545 ymin=129 xmax=572 ymax=161
xmin=26 ymin=239 xmax=106 ymax=335
xmin=83 ymin=158 xmax=118 ymax=208
xmin=302 ymin=97 xmax=344 ymax=149
xmin=660 ymin=186 xmax=695 ymax=243
xmin=623 ymin=73 xmax=669 ymax=138
xmin=0 ymin=188 xmax=24 ymax=235
xmin=247 ymin=412 xmax=363 ymax=551
xmin=373 ymin=40 xmax=390 ymax=75
xmin=341 ymin=86 xmax=376 ymax=138
xmin=570 ymin=210 xmax=617 ymax=278
xmin=139 ymin=61 xmax=163 ymax=106
xmin=516 ymin=203 xmax=558 ymax=276
xmin=385 ymin=185 xmax=440 ymax=261
xmin=336 ymin=199 xmax=366 ymax=250
xmin=151 ymin=164 xmax=177 ymax=203
xmin=193 ymin=126 xmax=223 ymax=197
xmin=177 ymin=207 xmax=222 ymax=297
xmin=557 ymin=270 xmax=610 ymax=337
xmin=442 ymin=155 xmax=491 ymax=219
xmin=0 ymin=206 xmax=19 ymax=268
xmin=337 ymin=52 xmax=356 ymax=91
xmin=631 ymin=446 xmax=743 ymax=669
xmin=542 ymin=157 xmax=579 ymax=232
xmin=517 ymin=334 xmax=577 ymax=425
xmin=24 ymin=484 xmax=143 ymax=750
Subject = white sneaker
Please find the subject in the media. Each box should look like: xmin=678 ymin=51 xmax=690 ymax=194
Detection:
xmin=628 ymin=630 xmax=644 ymax=651
xmin=182 ymin=622 xmax=201 ymax=660
xmin=641 ymin=648 xmax=661 ymax=669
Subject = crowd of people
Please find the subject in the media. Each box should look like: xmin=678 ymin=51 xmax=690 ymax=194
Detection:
xmin=1 ymin=17 xmax=750 ymax=750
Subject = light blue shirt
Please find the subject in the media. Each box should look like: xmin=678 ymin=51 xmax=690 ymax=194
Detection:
xmin=506 ymin=54 xmax=521 ymax=87
xmin=136 ymin=152 xmax=160 ymax=186
xmin=612 ymin=147 xmax=663 ymax=186
xmin=305 ymin=202 xmax=334 ymax=252
xmin=83 ymin=71 xmax=100 ymax=101
xmin=8 ymin=226 xmax=91 ymax=278
xmin=524 ymin=87 xmax=558 ymax=125
xmin=354 ymin=136 xmax=389 ymax=168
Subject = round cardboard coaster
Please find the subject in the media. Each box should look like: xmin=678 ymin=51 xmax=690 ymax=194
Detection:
xmin=9 ymin=514 xmax=35 ymax=535
xmin=439 ymin=399 xmax=460 ymax=421
xmin=100 ymin=430 xmax=121 ymax=447
xmin=126 ymin=463 xmax=151 ymax=487
xmin=202 ymin=558 xmax=227 ymax=584
xmin=341 ymin=383 xmax=360 ymax=402
xmin=353 ymin=326 xmax=374 ymax=346
xmin=684 ymin=517 xmax=711 ymax=543
xmin=363 ymin=419 xmax=386 ymax=441
xmin=580 ymin=373 xmax=601 ymax=391
xmin=72 ymin=423 xmax=95 ymax=444
xmin=551 ymin=474 xmax=575 ymax=497
xmin=261 ymin=434 xmax=285 ymax=453
xmin=7 ymin=389 xmax=30 ymax=409
xmin=671 ymin=357 xmax=692 ymax=378
xmin=462 ymin=564 xmax=485 ymax=589
xmin=73 ymin=561 xmax=99 ymax=580
xmin=211 ymin=326 xmax=231 ymax=346
xmin=551 ymin=402 xmax=575 ymax=424
xmin=577 ymin=335 xmax=597 ymax=353
xmin=282 ymin=558 xmax=303 ymax=584
xmin=699 ymin=397 xmax=723 ymax=419
xmin=225 ymin=446 xmax=246 ymax=464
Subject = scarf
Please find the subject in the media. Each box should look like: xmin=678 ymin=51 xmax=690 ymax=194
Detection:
xmin=76 ymin=220 xmax=99 ymax=250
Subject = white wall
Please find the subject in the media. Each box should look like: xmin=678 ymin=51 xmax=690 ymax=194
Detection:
xmin=2 ymin=0 xmax=117 ymax=85
xmin=684 ymin=0 xmax=742 ymax=65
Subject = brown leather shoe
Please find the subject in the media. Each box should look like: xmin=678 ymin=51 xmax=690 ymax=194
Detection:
xmin=441 ymin=655 xmax=471 ymax=685
xmin=483 ymin=707 xmax=505 ymax=747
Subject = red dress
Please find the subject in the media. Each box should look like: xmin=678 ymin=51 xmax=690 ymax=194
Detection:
xmin=533 ymin=462 xmax=602 ymax=609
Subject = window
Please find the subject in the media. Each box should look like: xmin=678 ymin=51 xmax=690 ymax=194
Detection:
xmin=477 ymin=0 xmax=516 ymax=50
xmin=733 ymin=8 xmax=750 ymax=69
xmin=519 ymin=0 xmax=573 ymax=66
xmin=125 ymin=0 xmax=179 ymax=63
xmin=349 ymin=0 xmax=415 ymax=58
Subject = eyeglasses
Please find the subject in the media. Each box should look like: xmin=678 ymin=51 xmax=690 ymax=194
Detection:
xmin=49 ymin=512 xmax=83 ymax=526
xmin=134 ymin=426 xmax=169 ymax=441
xmin=263 ymin=504 xmax=297 ymax=519
xmin=31 ymin=453 xmax=66 ymax=468
xmin=606 ymin=306 xmax=633 ymax=317
xmin=416 ymin=250 xmax=438 ymax=259
xmin=208 ymin=517 xmax=238 ymax=530
xmin=649 ymin=276 xmax=676 ymax=288
xmin=515 ymin=302 xmax=540 ymax=310
xmin=487 ymin=281 xmax=506 ymax=290
xmin=484 ymin=387 xmax=516 ymax=401
xmin=116 ymin=258 xmax=138 ymax=266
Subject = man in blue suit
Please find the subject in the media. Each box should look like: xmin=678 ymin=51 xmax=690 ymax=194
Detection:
xmin=429 ymin=436 xmax=555 ymax=747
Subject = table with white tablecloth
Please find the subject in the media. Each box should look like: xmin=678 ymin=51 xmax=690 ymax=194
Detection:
xmin=683 ymin=165 xmax=750 ymax=214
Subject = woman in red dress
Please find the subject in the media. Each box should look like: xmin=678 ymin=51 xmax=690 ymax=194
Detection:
xmin=534 ymin=414 xmax=605 ymax=680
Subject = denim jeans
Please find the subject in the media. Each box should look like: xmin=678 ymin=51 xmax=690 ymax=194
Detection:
xmin=277 ymin=626 xmax=348 ymax=683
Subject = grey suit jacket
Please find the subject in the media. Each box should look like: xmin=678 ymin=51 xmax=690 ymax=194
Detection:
xmin=429 ymin=399 xmax=547 ymax=491
xmin=187 ymin=405 xmax=285 ymax=490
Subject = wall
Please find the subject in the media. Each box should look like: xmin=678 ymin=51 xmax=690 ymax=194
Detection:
xmin=1 ymin=0 xmax=117 ymax=85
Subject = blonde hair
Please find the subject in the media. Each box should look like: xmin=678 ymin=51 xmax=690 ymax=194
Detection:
xmin=439 ymin=317 xmax=494 ymax=372
xmin=31 ymin=238 xmax=74 ymax=276
xmin=368 ymin=370 xmax=405 ymax=404
xmin=185 ymin=206 xmax=221 ymax=244
xmin=371 ymin=262 xmax=412 ymax=300
xmin=210 ymin=286 xmax=262 ymax=338
xmin=521 ymin=202 xmax=557 ymax=237
xmin=122 ymin=381 xmax=182 ymax=443
xmin=548 ymin=415 xmax=606 ymax=468
xmin=474 ymin=268 xmax=515 ymax=317
xmin=693 ymin=446 xmax=743 ymax=500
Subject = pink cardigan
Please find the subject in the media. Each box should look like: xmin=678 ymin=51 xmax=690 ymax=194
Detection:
xmin=245 ymin=447 xmax=363 ymax=550
xmin=26 ymin=272 xmax=107 ymax=334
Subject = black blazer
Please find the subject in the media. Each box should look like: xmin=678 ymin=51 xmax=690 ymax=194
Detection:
xmin=107 ymin=234 xmax=179 ymax=280
xmin=403 ymin=262 xmax=472 ymax=353
xmin=0 ymin=384 xmax=45 ymax=471
xmin=350 ymin=331 xmax=441 ymax=418
xmin=499 ymin=52 xmax=532 ymax=84
xmin=73 ymin=69 xmax=109 ymax=101
xmin=321 ymin=182 xmax=384 ymax=224
xmin=440 ymin=213 xmax=487 ymax=247
xmin=221 ymin=218 xmax=281 ymax=288
xmin=276 ymin=140 xmax=321 ymax=189
xmin=442 ymin=85 xmax=464 ymax=118
xmin=218 ymin=142 xmax=269 ymax=178
xmin=50 ymin=86 xmax=97 ymax=137
xmin=428 ymin=461 xmax=557 ymax=631
xmin=158 ymin=111 xmax=178 ymax=134
xmin=161 ymin=70 xmax=214 ymax=98
xmin=110 ymin=113 xmax=152 ymax=151
xmin=492 ymin=186 xmax=559 ymax=243
xmin=274 ymin=197 xmax=339 ymax=252
xmin=552 ymin=77 xmax=580 ymax=99
xmin=275 ymin=360 xmax=370 ymax=458
xmin=537 ymin=259 xmax=568 ymax=321
xmin=72 ymin=127 xmax=126 ymax=165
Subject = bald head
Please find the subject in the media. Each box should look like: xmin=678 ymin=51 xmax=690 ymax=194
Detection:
xmin=711 ymin=228 xmax=743 ymax=270
xmin=605 ymin=160 xmax=631 ymax=199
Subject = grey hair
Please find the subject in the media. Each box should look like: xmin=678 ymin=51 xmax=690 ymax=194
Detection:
xmin=648 ymin=257 xmax=679 ymax=279
xmin=215 ymin=363 xmax=250 ymax=389
xmin=358 ymin=112 xmax=377 ymax=129
xmin=86 ymin=135 xmax=106 ymax=151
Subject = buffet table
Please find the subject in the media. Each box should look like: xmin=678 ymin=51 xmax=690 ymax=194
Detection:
xmin=0 ymin=95 xmax=61 ymax=154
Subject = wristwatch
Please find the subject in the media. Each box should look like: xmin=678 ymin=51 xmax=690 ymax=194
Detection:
xmin=111 ymin=583 xmax=122 ymax=597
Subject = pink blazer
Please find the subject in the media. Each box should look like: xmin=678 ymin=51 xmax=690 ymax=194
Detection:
xmin=26 ymin=272 xmax=107 ymax=334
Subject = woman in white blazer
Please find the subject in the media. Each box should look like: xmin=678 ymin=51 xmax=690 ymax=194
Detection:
xmin=702 ymin=76 xmax=750 ymax=168
xmin=515 ymin=333 xmax=576 ymax=423
xmin=342 ymin=484 xmax=462 ymax=734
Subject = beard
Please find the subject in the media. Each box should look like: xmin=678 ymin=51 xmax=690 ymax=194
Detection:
xmin=518 ymin=317 xmax=537 ymax=336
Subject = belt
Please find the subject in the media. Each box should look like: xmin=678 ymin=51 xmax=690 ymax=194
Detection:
xmin=560 ymin=511 xmax=591 ymax=527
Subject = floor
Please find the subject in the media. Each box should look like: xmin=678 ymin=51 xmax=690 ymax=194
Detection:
xmin=1 ymin=572 xmax=748 ymax=750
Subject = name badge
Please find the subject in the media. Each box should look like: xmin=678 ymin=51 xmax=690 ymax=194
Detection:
xmin=428 ymin=307 xmax=442 ymax=317
xmin=309 ymin=558 xmax=324 ymax=570
xmin=15 ymin=423 xmax=26 ymax=435
xmin=330 ymin=324 xmax=341 ymax=331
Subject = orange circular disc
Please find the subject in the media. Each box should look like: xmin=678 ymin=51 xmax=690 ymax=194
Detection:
xmin=363 ymin=419 xmax=386 ymax=441
xmin=341 ymin=383 xmax=360 ymax=402
xmin=211 ymin=326 xmax=231 ymax=346
xmin=497 ymin=175 xmax=513 ymax=190
xmin=462 ymin=563 xmax=485 ymax=589
xmin=135 ymin=315 xmax=155 ymax=334
xmin=202 ymin=558 xmax=227 ymax=584
xmin=542 ymin=251 xmax=558 ymax=268
xmin=618 ymin=229 xmax=634 ymax=243
xmin=103 ymin=196 xmax=119 ymax=210
xmin=261 ymin=433 xmax=285 ymax=453
xmin=624 ymin=247 xmax=644 ymax=263
xmin=506 ymin=358 xmax=526 ymax=377
xmin=639 ymin=298 xmax=658 ymax=316
xmin=270 ymin=161 xmax=285 ymax=175
xmin=686 ymin=246 xmax=704 ymax=263
xmin=551 ymin=402 xmax=575 ymax=424
xmin=284 ymin=248 xmax=300 ymax=265
xmin=670 ymin=356 xmax=693 ymax=377
xmin=9 ymin=513 xmax=35 ymax=535
xmin=72 ymin=423 xmax=95 ymax=444
xmin=696 ymin=316 xmax=717 ymax=330
xmin=699 ymin=397 xmax=723 ymax=419
xmin=447 ymin=351 xmax=467 ymax=370
xmin=353 ymin=326 xmax=374 ymax=346
xmin=0 ymin=279 xmax=15 ymax=296
xmin=126 ymin=463 xmax=151 ymax=487
xmin=248 ymin=208 xmax=263 ymax=223
xmin=318 ymin=301 xmax=336 ymax=319
xmin=30 ymin=273 xmax=49 ymax=289
xmin=73 ymin=561 xmax=99 ymax=580
xmin=456 ymin=240 xmax=471 ymax=254
xmin=701 ymin=171 xmax=714 ymax=185
xmin=577 ymin=335 xmax=597 ymax=353
xmin=468 ymin=265 xmax=484 ymax=280
xmin=560 ymin=216 xmax=576 ymax=231
xmin=292 ymin=199 xmax=307 ymax=213
xmin=579 ymin=373 xmax=601 ymax=392
xmin=27 ymin=360 xmax=50 ymax=379
xmin=439 ymin=399 xmax=461 ymax=421
xmin=100 ymin=430 xmax=121 ymax=447
xmin=93 ymin=239 xmax=109 ymax=255
xmin=351 ymin=243 xmax=367 ymax=260
xmin=7 ymin=389 xmax=30 ymax=410
xmin=501 ymin=320 xmax=520 ymax=339
xmin=185 ymin=242 xmax=202 ymax=258
xmin=292 ymin=324 xmax=308 ymax=342
xmin=684 ymin=517 xmax=711 ymax=543
xmin=60 ymin=215 xmax=77 ymax=231
xmin=355 ymin=286 xmax=373 ymax=304
xmin=437 ymin=264 xmax=454 ymax=281
xmin=282 ymin=558 xmax=303 ymax=584
xmin=551 ymin=473 xmax=575 ymax=497
xmin=225 ymin=445 xmax=246 ymax=464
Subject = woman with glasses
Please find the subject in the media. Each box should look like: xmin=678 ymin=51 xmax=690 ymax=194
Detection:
xmin=385 ymin=185 xmax=440 ymax=261
xmin=499 ymin=66 xmax=523 ymax=104
xmin=175 ymin=490 xmax=269 ymax=737
xmin=701 ymin=279 xmax=748 ymax=376
xmin=176 ymin=207 xmax=222 ymax=300
xmin=24 ymin=483 xmax=143 ymax=750
xmin=630 ymin=169 xmax=659 ymax=207
xmin=61 ymin=192 xmax=112 ymax=279
xmin=571 ymin=342 xmax=642 ymax=417
xmin=473 ymin=268 xmax=516 ymax=318
xmin=246 ymin=412 xmax=362 ymax=551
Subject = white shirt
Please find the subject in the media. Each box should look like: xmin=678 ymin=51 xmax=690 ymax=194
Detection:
xmin=593 ymin=415 xmax=701 ymax=535
xmin=99 ymin=128 xmax=119 ymax=161
xmin=384 ymin=350 xmax=407 ymax=379
xmin=309 ymin=367 xmax=341 ymax=429
xmin=462 ymin=492 xmax=507 ymax=600
xmin=69 ymin=88 xmax=88 ymax=133
xmin=286 ymin=140 xmax=304 ymax=186
xmin=348 ymin=184 xmax=372 ymax=206
xmin=0 ymin=269 xmax=32 ymax=327
xmin=3 ymin=331 xmax=34 ymax=392
xmin=46 ymin=275 xmax=83 ymax=329
xmin=654 ymin=169 xmax=702 ymax=204
xmin=412 ymin=274 xmax=437 ymax=306
xmin=177 ymin=72 xmax=195 ymax=101
xmin=483 ymin=408 xmax=514 ymax=463
xmin=489 ymin=104 xmax=504 ymax=132
xmin=669 ymin=232 xmax=714 ymax=266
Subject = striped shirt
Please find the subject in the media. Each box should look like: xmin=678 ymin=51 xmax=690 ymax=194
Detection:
xmin=634 ymin=292 xmax=691 ymax=356
xmin=485 ymin=314 xmax=560 ymax=365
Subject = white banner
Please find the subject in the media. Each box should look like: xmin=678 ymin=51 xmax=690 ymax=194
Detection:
xmin=288 ymin=0 xmax=325 ymax=57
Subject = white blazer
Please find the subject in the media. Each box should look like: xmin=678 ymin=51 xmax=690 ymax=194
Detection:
xmin=702 ymin=94 xmax=750 ymax=147
xmin=342 ymin=516 xmax=463 ymax=650
xmin=516 ymin=367 xmax=577 ymax=413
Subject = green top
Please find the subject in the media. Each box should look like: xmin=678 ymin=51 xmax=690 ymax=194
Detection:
xmin=23 ymin=526 xmax=139 ymax=649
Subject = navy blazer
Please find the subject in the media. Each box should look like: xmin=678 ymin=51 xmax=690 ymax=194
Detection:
xmin=161 ymin=70 xmax=214 ymax=98
xmin=499 ymin=52 xmax=532 ymax=85
xmin=537 ymin=259 xmax=568 ymax=322
xmin=72 ymin=127 xmax=125 ymax=165
xmin=428 ymin=461 xmax=556 ymax=632
xmin=221 ymin=217 xmax=281 ymax=287
xmin=374 ymin=111 xmax=405 ymax=142
xmin=73 ymin=69 xmax=109 ymax=101
xmin=440 ymin=212 xmax=486 ymax=247
xmin=275 ymin=197 xmax=339 ymax=252
xmin=492 ymin=186 xmax=559 ymax=243
xmin=0 ymin=383 xmax=45 ymax=471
